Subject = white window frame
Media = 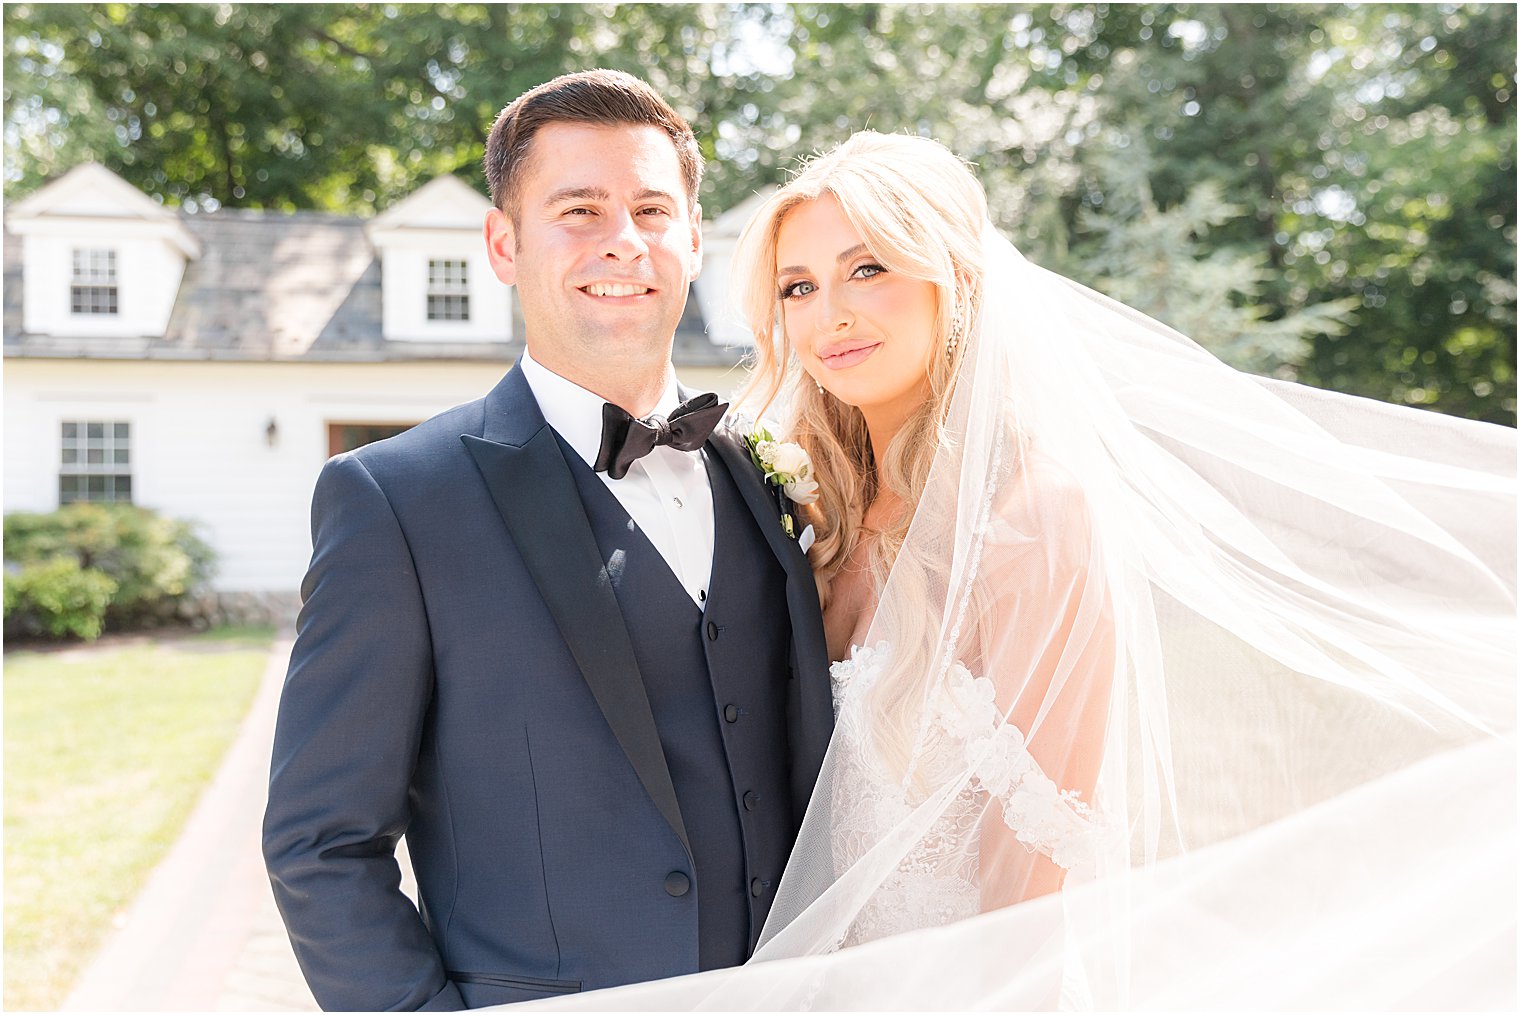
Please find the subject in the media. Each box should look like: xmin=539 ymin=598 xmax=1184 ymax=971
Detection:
xmin=426 ymin=258 xmax=470 ymax=322
xmin=70 ymin=248 xmax=120 ymax=316
xmin=59 ymin=420 xmax=132 ymax=504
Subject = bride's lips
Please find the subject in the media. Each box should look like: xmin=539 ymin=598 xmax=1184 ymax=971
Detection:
xmin=819 ymin=340 xmax=882 ymax=370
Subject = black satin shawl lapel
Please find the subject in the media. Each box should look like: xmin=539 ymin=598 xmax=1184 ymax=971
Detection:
xmin=706 ymin=427 xmax=811 ymax=578
xmin=706 ymin=427 xmax=834 ymax=779
xmin=463 ymin=378 xmax=690 ymax=858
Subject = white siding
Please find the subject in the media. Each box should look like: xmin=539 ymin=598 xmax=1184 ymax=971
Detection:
xmin=694 ymin=231 xmax=753 ymax=347
xmin=4 ymin=359 xmax=750 ymax=593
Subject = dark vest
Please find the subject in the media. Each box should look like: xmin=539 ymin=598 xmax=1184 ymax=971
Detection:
xmin=563 ymin=441 xmax=796 ymax=971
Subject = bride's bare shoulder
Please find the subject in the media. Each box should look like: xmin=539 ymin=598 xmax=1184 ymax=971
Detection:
xmin=986 ymin=446 xmax=1095 ymax=553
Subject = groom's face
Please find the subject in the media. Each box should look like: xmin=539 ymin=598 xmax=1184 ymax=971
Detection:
xmin=484 ymin=122 xmax=702 ymax=383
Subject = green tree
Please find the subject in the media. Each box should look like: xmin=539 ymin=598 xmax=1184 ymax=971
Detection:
xmin=1069 ymin=3 xmax=1515 ymax=421
xmin=4 ymin=3 xmax=1512 ymax=420
xmin=3 ymin=3 xmax=789 ymax=212
xmin=1076 ymin=134 xmax=1355 ymax=373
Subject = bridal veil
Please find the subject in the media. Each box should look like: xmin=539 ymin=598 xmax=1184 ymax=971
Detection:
xmin=522 ymin=206 xmax=1516 ymax=1008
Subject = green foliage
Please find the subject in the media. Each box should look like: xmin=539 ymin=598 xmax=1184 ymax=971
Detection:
xmin=3 ymin=558 xmax=118 ymax=640
xmin=1078 ymin=4 xmax=1514 ymax=420
xmin=3 ymin=504 xmax=214 ymax=638
xmin=1 ymin=3 xmax=769 ymax=212
xmin=3 ymin=3 xmax=1513 ymax=421
xmin=1074 ymin=137 xmax=1355 ymax=373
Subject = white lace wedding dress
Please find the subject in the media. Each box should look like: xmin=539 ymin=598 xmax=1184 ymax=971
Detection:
xmin=828 ymin=641 xmax=1102 ymax=945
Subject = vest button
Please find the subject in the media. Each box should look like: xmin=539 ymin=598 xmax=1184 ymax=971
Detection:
xmin=723 ymin=704 xmax=739 ymax=723
xmin=743 ymin=790 xmax=760 ymax=811
xmin=750 ymin=877 xmax=768 ymax=898
xmin=664 ymin=871 xmax=690 ymax=897
xmin=706 ymin=621 xmax=719 ymax=641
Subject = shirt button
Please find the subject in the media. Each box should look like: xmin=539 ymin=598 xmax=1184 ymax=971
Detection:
xmin=743 ymin=791 xmax=760 ymax=811
xmin=723 ymin=703 xmax=739 ymax=723
xmin=750 ymin=877 xmax=767 ymax=898
xmin=664 ymin=871 xmax=690 ymax=897
xmin=673 ymin=497 xmax=683 ymax=509
xmin=706 ymin=621 xmax=719 ymax=641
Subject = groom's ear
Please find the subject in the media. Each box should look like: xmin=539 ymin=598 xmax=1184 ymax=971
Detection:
xmin=484 ymin=208 xmax=519 ymax=286
xmin=687 ymin=202 xmax=704 ymax=282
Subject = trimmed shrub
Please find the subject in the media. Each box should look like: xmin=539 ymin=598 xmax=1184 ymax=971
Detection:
xmin=4 ymin=504 xmax=215 ymax=638
xmin=3 ymin=558 xmax=118 ymax=640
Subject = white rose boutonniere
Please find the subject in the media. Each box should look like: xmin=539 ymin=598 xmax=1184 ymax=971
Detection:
xmin=743 ymin=423 xmax=818 ymax=542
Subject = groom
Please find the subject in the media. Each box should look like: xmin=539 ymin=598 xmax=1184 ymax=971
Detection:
xmin=262 ymin=69 xmax=833 ymax=1011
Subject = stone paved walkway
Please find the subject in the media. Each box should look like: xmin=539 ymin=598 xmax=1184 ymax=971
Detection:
xmin=61 ymin=634 xmax=319 ymax=1011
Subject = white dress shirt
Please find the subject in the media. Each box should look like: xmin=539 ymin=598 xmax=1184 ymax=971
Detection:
xmin=519 ymin=349 xmax=715 ymax=608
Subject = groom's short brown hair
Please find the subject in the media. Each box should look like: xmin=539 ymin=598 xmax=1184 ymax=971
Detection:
xmin=484 ymin=69 xmax=703 ymax=220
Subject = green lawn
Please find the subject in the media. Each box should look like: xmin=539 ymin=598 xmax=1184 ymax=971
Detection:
xmin=3 ymin=626 xmax=274 ymax=1011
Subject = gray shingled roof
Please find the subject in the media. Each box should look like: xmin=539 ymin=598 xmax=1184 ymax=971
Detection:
xmin=3 ymin=208 xmax=740 ymax=367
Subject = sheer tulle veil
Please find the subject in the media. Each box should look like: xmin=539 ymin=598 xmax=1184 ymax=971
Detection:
xmin=521 ymin=140 xmax=1516 ymax=1010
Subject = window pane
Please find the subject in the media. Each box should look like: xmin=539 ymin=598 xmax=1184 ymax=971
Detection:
xmin=59 ymin=420 xmax=130 ymax=502
xmin=72 ymin=248 xmax=116 ymax=283
xmin=71 ymin=285 xmax=119 ymax=315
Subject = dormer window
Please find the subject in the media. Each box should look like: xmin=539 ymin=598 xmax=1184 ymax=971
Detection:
xmin=426 ymin=259 xmax=469 ymax=322
xmin=70 ymin=248 xmax=119 ymax=316
xmin=367 ymin=176 xmax=508 ymax=342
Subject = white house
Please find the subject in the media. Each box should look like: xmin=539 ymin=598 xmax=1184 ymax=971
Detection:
xmin=694 ymin=187 xmax=777 ymax=348
xmin=3 ymin=164 xmax=753 ymax=608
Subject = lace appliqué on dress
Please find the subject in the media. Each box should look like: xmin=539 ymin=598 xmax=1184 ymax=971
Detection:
xmin=828 ymin=642 xmax=1099 ymax=944
xmin=933 ymin=661 xmax=1099 ymax=872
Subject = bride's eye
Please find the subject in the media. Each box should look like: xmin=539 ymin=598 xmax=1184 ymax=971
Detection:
xmin=853 ymin=263 xmax=886 ymax=279
xmin=780 ymin=279 xmax=817 ymax=300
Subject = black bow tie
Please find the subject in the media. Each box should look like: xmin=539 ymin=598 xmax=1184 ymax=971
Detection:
xmin=594 ymin=392 xmax=729 ymax=480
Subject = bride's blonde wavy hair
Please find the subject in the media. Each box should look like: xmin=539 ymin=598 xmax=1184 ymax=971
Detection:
xmin=732 ymin=133 xmax=993 ymax=785
xmin=732 ymin=132 xmax=988 ymax=611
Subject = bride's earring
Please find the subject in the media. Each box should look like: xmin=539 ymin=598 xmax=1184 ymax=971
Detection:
xmin=946 ymin=307 xmax=964 ymax=355
xmin=814 ymin=376 xmax=825 ymax=395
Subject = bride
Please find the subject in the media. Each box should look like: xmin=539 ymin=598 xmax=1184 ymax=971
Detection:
xmin=745 ymin=136 xmax=1115 ymax=941
xmin=523 ymin=132 xmax=1516 ymax=1009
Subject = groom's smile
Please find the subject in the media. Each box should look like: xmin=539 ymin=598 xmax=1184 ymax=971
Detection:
xmin=580 ymin=281 xmax=654 ymax=298
xmin=575 ymin=278 xmax=658 ymax=302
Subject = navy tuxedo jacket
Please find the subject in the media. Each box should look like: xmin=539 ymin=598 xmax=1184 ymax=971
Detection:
xmin=262 ymin=366 xmax=833 ymax=1010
